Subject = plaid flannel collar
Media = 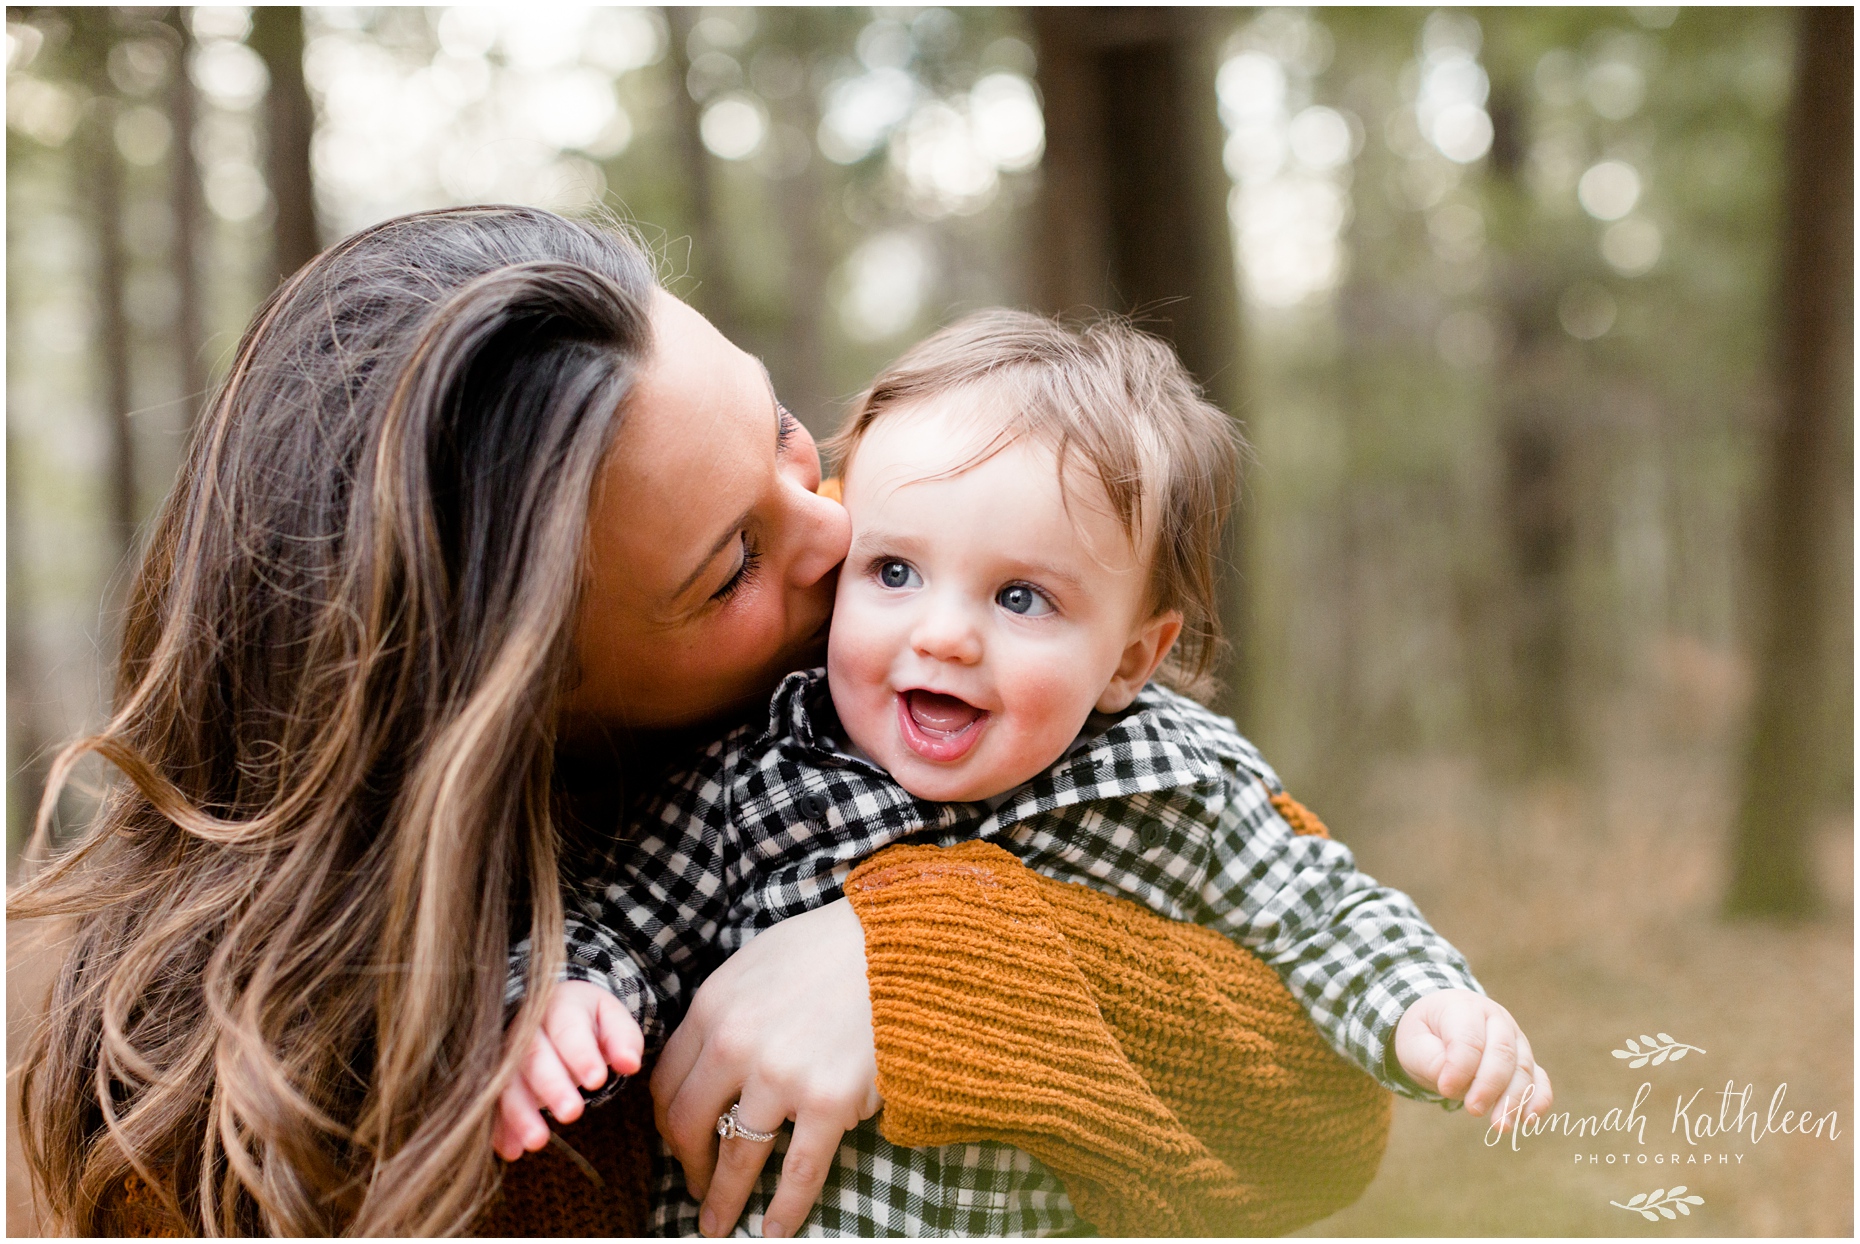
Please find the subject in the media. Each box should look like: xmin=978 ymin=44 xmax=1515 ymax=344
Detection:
xmin=758 ymin=668 xmax=1253 ymax=829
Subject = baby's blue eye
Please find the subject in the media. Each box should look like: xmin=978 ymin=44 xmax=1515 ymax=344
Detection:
xmin=997 ymin=584 xmax=1052 ymax=616
xmin=878 ymin=560 xmax=920 ymax=589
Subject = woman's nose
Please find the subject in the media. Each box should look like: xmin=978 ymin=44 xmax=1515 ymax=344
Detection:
xmin=910 ymin=597 xmax=983 ymax=665
xmin=785 ymin=483 xmax=851 ymax=589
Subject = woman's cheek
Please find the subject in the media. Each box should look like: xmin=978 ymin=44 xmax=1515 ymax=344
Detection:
xmin=754 ymin=587 xmax=807 ymax=673
xmin=704 ymin=587 xmax=791 ymax=696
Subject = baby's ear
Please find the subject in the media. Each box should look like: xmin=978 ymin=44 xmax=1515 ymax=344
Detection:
xmin=1097 ymin=611 xmax=1183 ymax=713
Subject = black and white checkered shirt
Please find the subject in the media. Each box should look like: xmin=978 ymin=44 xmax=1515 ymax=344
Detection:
xmin=530 ymin=669 xmax=1480 ymax=1236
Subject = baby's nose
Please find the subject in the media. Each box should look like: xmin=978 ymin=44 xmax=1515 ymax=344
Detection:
xmin=910 ymin=602 xmax=983 ymax=665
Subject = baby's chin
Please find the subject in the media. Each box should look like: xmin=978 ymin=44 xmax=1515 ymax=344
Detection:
xmin=878 ymin=744 xmax=1053 ymax=805
xmin=888 ymin=765 xmax=997 ymax=804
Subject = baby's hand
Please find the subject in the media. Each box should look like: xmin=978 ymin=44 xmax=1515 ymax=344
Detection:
xmin=1392 ymin=989 xmax=1552 ymax=1130
xmin=493 ymin=980 xmax=644 ymax=1161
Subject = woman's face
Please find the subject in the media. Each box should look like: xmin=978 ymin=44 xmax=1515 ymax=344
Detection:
xmin=566 ymin=290 xmax=851 ymax=729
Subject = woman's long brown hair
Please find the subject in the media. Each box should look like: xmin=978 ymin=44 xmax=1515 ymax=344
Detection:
xmin=9 ymin=206 xmax=656 ymax=1235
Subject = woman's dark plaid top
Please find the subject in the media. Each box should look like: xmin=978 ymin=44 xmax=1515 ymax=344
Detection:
xmin=516 ymin=669 xmax=1480 ymax=1236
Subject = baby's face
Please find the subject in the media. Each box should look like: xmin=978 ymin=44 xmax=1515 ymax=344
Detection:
xmin=827 ymin=393 xmax=1177 ymax=803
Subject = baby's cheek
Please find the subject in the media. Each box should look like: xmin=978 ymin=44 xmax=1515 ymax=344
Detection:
xmin=826 ymin=602 xmax=898 ymax=749
xmin=998 ymin=662 xmax=1100 ymax=771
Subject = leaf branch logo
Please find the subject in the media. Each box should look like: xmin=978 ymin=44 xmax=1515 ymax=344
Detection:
xmin=1612 ymin=1033 xmax=1704 ymax=1068
xmin=1610 ymin=1186 xmax=1704 ymax=1221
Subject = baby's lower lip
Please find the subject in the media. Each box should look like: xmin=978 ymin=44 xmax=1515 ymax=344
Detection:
xmin=895 ymin=691 xmax=989 ymax=763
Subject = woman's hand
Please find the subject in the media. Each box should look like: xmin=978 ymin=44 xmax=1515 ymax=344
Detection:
xmin=650 ymin=898 xmax=881 ymax=1238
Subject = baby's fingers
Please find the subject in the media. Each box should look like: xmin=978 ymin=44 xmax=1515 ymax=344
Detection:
xmin=524 ymin=1033 xmax=586 ymax=1127
xmin=1527 ymin=1058 xmax=1554 ymax=1118
xmin=495 ymin=1079 xmax=551 ymax=1161
xmin=1505 ymin=1028 xmax=1553 ymax=1121
xmin=1463 ymin=1013 xmax=1520 ymax=1117
xmin=1486 ymin=1027 xmax=1542 ymax=1129
xmin=593 ymin=991 xmax=644 ymax=1078
xmin=1490 ymin=1060 xmax=1538 ymax=1131
xmin=546 ymin=1003 xmax=611 ymax=1093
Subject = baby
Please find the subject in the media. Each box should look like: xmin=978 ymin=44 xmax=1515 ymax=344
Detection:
xmin=502 ymin=310 xmax=1551 ymax=1235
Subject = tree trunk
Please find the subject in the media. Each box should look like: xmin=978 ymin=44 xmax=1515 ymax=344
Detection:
xmin=164 ymin=8 xmax=209 ymax=424
xmin=1725 ymin=7 xmax=1853 ymax=917
xmin=249 ymin=6 xmax=319 ymax=283
xmin=1028 ymin=7 xmax=1249 ymax=721
xmin=78 ymin=10 xmax=137 ymax=557
xmin=6 ymin=347 xmax=48 ymax=861
xmin=1495 ymin=387 xmax=1578 ymax=770
xmin=1472 ymin=70 xmax=1582 ymax=775
xmin=767 ymin=13 xmax=830 ymax=432
xmin=665 ymin=7 xmax=740 ymax=340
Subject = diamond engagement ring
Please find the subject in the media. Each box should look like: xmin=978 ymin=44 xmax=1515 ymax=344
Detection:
xmin=716 ymin=1103 xmax=778 ymax=1143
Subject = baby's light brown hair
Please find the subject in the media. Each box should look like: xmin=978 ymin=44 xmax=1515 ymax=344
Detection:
xmin=828 ymin=308 xmax=1244 ymax=703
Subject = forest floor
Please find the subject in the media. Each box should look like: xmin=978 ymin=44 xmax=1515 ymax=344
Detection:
xmin=1297 ymin=692 xmax=1853 ymax=1236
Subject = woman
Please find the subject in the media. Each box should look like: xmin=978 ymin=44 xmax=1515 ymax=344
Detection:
xmin=10 ymin=207 xmax=1387 ymax=1237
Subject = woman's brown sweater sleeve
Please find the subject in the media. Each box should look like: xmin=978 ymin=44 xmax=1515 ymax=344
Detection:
xmin=846 ymin=834 xmax=1392 ymax=1237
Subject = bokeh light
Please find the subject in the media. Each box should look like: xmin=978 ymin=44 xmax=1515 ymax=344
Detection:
xmin=303 ymin=7 xmax=668 ymax=233
xmin=1219 ymin=14 xmax=1358 ymax=308
xmin=1415 ymin=12 xmax=1493 ymax=164
xmin=838 ymin=230 xmax=934 ymax=341
xmin=700 ymin=92 xmax=767 ymax=161
xmin=969 ymin=72 xmax=1043 ymax=172
xmin=1578 ymin=159 xmax=1642 ymax=219
xmin=1602 ymin=216 xmax=1663 ymax=275
xmin=818 ymin=66 xmax=915 ymax=165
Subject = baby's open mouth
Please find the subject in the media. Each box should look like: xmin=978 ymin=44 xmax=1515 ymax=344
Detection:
xmin=897 ymin=690 xmax=989 ymax=763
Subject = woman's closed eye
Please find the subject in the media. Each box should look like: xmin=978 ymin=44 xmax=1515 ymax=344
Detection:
xmin=777 ymin=404 xmax=800 ymax=452
xmin=996 ymin=583 xmax=1055 ymax=616
xmin=875 ymin=559 xmax=922 ymax=590
xmin=711 ymin=533 xmax=762 ymax=603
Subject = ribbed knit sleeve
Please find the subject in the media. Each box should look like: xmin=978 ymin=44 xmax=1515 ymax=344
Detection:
xmin=847 ymin=838 xmax=1392 ymax=1237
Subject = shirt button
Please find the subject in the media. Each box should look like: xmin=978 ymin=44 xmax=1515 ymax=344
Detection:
xmin=1138 ymin=819 xmax=1165 ymax=848
xmin=801 ymin=793 xmax=831 ymax=819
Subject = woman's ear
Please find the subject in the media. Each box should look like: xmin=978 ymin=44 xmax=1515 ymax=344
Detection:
xmin=1097 ymin=610 xmax=1184 ymax=713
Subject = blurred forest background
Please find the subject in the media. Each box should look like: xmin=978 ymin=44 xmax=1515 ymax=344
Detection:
xmin=5 ymin=5 xmax=1852 ymax=1236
